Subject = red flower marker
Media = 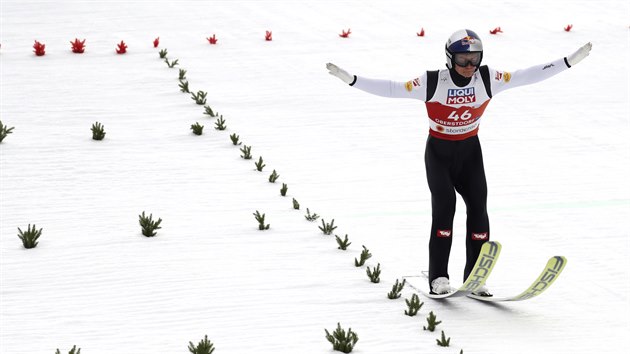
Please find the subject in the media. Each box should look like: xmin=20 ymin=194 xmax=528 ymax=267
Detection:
xmin=70 ymin=38 xmax=86 ymax=53
xmin=417 ymin=27 xmax=425 ymax=37
xmin=116 ymin=40 xmax=128 ymax=54
xmin=207 ymin=34 xmax=218 ymax=44
xmin=339 ymin=29 xmax=351 ymax=38
xmin=153 ymin=37 xmax=160 ymax=48
xmin=489 ymin=27 xmax=503 ymax=35
xmin=564 ymin=24 xmax=573 ymax=32
xmin=33 ymin=40 xmax=46 ymax=56
xmin=265 ymin=31 xmax=273 ymax=41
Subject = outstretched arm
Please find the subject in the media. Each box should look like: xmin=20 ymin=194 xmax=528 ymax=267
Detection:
xmin=490 ymin=42 xmax=592 ymax=96
xmin=326 ymin=63 xmax=426 ymax=101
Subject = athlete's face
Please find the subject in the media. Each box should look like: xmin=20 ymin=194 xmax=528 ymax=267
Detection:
xmin=454 ymin=61 xmax=477 ymax=78
xmin=453 ymin=52 xmax=480 ymax=78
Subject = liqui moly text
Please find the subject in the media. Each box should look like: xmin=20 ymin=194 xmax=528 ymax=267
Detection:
xmin=447 ymin=88 xmax=476 ymax=104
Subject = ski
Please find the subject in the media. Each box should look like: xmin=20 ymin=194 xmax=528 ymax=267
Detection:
xmin=467 ymin=255 xmax=567 ymax=302
xmin=403 ymin=240 xmax=502 ymax=299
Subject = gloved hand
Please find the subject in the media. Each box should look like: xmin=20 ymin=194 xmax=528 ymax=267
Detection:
xmin=326 ymin=63 xmax=354 ymax=85
xmin=566 ymin=42 xmax=592 ymax=67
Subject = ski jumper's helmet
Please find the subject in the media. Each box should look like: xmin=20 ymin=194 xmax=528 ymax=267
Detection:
xmin=445 ymin=29 xmax=483 ymax=69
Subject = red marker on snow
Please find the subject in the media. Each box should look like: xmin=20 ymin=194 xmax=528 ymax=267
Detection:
xmin=116 ymin=40 xmax=127 ymax=54
xmin=339 ymin=29 xmax=351 ymax=38
xmin=70 ymin=38 xmax=86 ymax=53
xmin=33 ymin=40 xmax=46 ymax=56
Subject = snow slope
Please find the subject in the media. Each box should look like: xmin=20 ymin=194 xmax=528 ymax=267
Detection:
xmin=1 ymin=0 xmax=629 ymax=353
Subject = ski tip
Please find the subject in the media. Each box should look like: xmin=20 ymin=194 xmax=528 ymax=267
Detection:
xmin=548 ymin=256 xmax=568 ymax=273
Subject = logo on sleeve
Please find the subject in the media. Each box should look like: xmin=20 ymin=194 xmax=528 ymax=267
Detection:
xmin=405 ymin=78 xmax=422 ymax=92
xmin=495 ymin=71 xmax=511 ymax=83
xmin=447 ymin=88 xmax=476 ymax=104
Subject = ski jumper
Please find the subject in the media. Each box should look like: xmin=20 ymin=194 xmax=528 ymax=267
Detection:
xmin=349 ymin=57 xmax=571 ymax=285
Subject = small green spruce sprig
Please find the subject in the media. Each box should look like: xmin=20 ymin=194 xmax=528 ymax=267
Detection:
xmin=204 ymin=106 xmax=218 ymax=117
xmin=319 ymin=219 xmax=337 ymax=235
xmin=55 ymin=345 xmax=81 ymax=354
xmin=191 ymin=122 xmax=204 ymax=135
xmin=304 ymin=208 xmax=319 ymax=221
xmin=165 ymin=58 xmax=179 ymax=68
xmin=354 ymin=245 xmax=372 ymax=267
xmin=159 ymin=49 xmax=168 ymax=58
xmin=292 ymin=198 xmax=300 ymax=210
xmin=214 ymin=116 xmax=226 ymax=130
xmin=268 ymin=170 xmax=279 ymax=183
xmin=366 ymin=263 xmax=381 ymax=283
xmin=179 ymin=80 xmax=190 ymax=93
xmin=191 ymin=90 xmax=207 ymax=105
xmin=230 ymin=133 xmax=241 ymax=145
xmin=280 ymin=183 xmax=288 ymax=196
xmin=325 ymin=323 xmax=359 ymax=353
xmin=178 ymin=68 xmax=187 ymax=80
xmin=387 ymin=278 xmax=406 ymax=299
xmin=404 ymin=293 xmax=423 ymax=316
xmin=91 ymin=122 xmax=106 ymax=140
xmin=240 ymin=145 xmax=252 ymax=159
xmin=254 ymin=156 xmax=266 ymax=171
xmin=437 ymin=330 xmax=451 ymax=347
xmin=253 ymin=210 xmax=270 ymax=230
xmin=139 ymin=211 xmax=162 ymax=237
xmin=0 ymin=120 xmax=15 ymax=143
xmin=423 ymin=311 xmax=442 ymax=332
xmin=18 ymin=224 xmax=42 ymax=249
xmin=335 ymin=234 xmax=351 ymax=250
xmin=188 ymin=335 xmax=215 ymax=354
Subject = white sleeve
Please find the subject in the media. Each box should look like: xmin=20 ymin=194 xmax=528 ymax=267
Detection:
xmin=489 ymin=57 xmax=570 ymax=96
xmin=351 ymin=74 xmax=427 ymax=101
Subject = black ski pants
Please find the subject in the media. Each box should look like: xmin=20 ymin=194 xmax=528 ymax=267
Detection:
xmin=425 ymin=135 xmax=490 ymax=286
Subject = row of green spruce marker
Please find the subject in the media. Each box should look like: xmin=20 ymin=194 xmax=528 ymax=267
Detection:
xmin=2 ymin=47 xmax=465 ymax=354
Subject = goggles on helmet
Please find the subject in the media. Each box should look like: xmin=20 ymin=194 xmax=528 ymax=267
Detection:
xmin=453 ymin=52 xmax=482 ymax=67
